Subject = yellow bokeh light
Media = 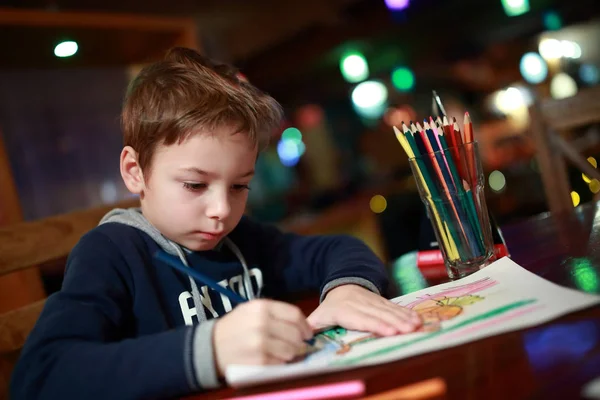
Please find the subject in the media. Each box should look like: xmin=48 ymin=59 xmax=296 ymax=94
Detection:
xmin=571 ymin=191 xmax=581 ymax=207
xmin=582 ymin=157 xmax=597 ymax=183
xmin=370 ymin=195 xmax=387 ymax=214
xmin=590 ymin=180 xmax=600 ymax=194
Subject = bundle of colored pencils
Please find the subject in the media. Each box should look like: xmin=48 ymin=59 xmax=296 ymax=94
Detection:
xmin=393 ymin=113 xmax=489 ymax=264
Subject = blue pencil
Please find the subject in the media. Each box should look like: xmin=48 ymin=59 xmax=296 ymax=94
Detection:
xmin=155 ymin=249 xmax=319 ymax=347
xmin=154 ymin=250 xmax=248 ymax=305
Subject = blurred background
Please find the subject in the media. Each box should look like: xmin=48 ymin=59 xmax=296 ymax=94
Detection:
xmin=2 ymin=0 xmax=600 ymax=295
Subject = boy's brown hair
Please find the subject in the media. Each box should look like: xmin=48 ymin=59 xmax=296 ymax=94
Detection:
xmin=121 ymin=47 xmax=283 ymax=175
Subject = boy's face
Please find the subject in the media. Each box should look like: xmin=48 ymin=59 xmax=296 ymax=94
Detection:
xmin=122 ymin=126 xmax=257 ymax=251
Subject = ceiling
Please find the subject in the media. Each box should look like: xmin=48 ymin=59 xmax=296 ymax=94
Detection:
xmin=2 ymin=0 xmax=600 ymax=105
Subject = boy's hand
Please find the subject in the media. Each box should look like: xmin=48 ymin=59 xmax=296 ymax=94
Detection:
xmin=212 ymin=299 xmax=313 ymax=377
xmin=307 ymin=284 xmax=422 ymax=336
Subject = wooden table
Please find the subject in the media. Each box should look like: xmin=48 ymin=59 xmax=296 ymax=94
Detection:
xmin=189 ymin=204 xmax=600 ymax=400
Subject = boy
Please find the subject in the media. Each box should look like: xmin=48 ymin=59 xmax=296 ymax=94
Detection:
xmin=11 ymin=48 xmax=421 ymax=400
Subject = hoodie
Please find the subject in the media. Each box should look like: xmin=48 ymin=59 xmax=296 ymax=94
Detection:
xmin=10 ymin=208 xmax=389 ymax=400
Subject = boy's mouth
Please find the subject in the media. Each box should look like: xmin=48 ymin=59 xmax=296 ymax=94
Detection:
xmin=194 ymin=231 xmax=223 ymax=240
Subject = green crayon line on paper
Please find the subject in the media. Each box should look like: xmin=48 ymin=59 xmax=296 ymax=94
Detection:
xmin=332 ymin=299 xmax=536 ymax=366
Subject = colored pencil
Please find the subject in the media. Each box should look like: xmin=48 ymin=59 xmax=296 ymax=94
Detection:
xmin=464 ymin=112 xmax=474 ymax=143
xmin=394 ymin=126 xmax=458 ymax=260
xmin=420 ymin=122 xmax=474 ymax=258
xmin=463 ymin=113 xmax=479 ymax=195
xmin=155 ymin=250 xmax=320 ymax=348
xmin=155 ymin=250 xmax=247 ymax=304
xmin=435 ymin=127 xmax=483 ymax=256
xmin=225 ymin=380 xmax=366 ymax=400
xmin=392 ymin=106 xmax=488 ymax=263
xmin=361 ymin=377 xmax=446 ymax=400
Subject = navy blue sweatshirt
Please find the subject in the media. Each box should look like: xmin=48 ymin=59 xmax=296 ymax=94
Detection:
xmin=10 ymin=212 xmax=389 ymax=400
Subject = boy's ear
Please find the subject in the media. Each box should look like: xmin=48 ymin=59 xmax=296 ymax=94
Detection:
xmin=120 ymin=146 xmax=145 ymax=195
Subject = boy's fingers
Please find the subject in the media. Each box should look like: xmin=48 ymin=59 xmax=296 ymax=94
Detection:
xmin=367 ymin=303 xmax=421 ymax=333
xmin=267 ymin=302 xmax=313 ymax=340
xmin=352 ymin=302 xmax=415 ymax=334
xmin=267 ymin=319 xmax=307 ymax=351
xmin=265 ymin=337 xmax=302 ymax=363
xmin=372 ymin=298 xmax=422 ymax=325
xmin=392 ymin=304 xmax=422 ymax=325
xmin=378 ymin=301 xmax=422 ymax=328
xmin=343 ymin=307 xmax=397 ymax=336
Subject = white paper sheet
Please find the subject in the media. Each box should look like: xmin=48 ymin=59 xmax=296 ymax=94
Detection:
xmin=226 ymin=257 xmax=600 ymax=388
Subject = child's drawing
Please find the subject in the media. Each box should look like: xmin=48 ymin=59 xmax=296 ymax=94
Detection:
xmin=228 ymin=259 xmax=600 ymax=388
xmin=313 ymin=277 xmax=498 ymax=354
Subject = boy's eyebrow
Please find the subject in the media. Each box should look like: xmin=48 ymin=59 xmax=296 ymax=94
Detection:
xmin=179 ymin=167 xmax=255 ymax=178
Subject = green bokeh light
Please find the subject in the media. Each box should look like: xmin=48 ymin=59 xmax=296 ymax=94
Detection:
xmin=340 ymin=51 xmax=369 ymax=83
xmin=501 ymin=0 xmax=530 ymax=17
xmin=391 ymin=67 xmax=415 ymax=92
xmin=571 ymin=258 xmax=599 ymax=293
xmin=543 ymin=11 xmax=563 ymax=31
xmin=281 ymin=127 xmax=302 ymax=143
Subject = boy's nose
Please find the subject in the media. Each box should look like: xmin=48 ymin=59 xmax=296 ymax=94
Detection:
xmin=206 ymin=193 xmax=231 ymax=221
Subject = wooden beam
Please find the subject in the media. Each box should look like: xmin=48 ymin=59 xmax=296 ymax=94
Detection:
xmin=0 ymin=131 xmax=21 ymax=227
xmin=0 ymin=129 xmax=45 ymax=313
xmin=0 ymin=199 xmax=139 ymax=277
xmin=539 ymin=86 xmax=600 ymax=132
xmin=0 ymin=7 xmax=196 ymax=32
xmin=529 ymin=105 xmax=574 ymax=216
xmin=0 ymin=300 xmax=45 ymax=354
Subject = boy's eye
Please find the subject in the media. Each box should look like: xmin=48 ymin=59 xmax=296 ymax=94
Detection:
xmin=231 ymin=184 xmax=251 ymax=192
xmin=183 ymin=182 xmax=207 ymax=191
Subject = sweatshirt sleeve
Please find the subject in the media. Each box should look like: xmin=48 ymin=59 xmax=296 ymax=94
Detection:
xmin=10 ymin=231 xmax=200 ymax=400
xmin=237 ymin=217 xmax=390 ymax=301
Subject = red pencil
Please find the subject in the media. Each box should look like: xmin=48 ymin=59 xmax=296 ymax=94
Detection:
xmin=443 ymin=116 xmax=463 ymax=179
xmin=461 ymin=114 xmax=478 ymax=199
xmin=464 ymin=112 xmax=474 ymax=143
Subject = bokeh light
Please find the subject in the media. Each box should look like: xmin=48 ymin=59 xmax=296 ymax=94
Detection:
xmin=580 ymin=64 xmax=600 ymax=86
xmin=543 ymin=11 xmax=563 ymax=31
xmin=391 ymin=67 xmax=415 ymax=92
xmin=539 ymin=38 xmax=562 ymax=60
xmin=489 ymin=170 xmax=506 ymax=192
xmin=54 ymin=41 xmax=78 ymax=57
xmin=520 ymin=52 xmax=548 ymax=84
xmin=582 ymin=157 xmax=597 ymax=183
xmin=571 ymin=191 xmax=581 ymax=207
xmin=351 ymin=80 xmax=388 ymax=119
xmin=277 ymin=127 xmax=306 ymax=167
xmin=495 ymin=87 xmax=525 ymax=113
xmin=370 ymin=195 xmax=387 ymax=213
xmin=384 ymin=0 xmax=410 ymax=11
xmin=571 ymin=258 xmax=599 ymax=292
xmin=340 ymin=52 xmax=369 ymax=83
xmin=296 ymin=104 xmax=324 ymax=129
xmin=383 ymin=105 xmax=417 ymax=127
xmin=589 ymin=180 xmax=600 ymax=194
xmin=550 ymin=73 xmax=578 ymax=99
xmin=281 ymin=127 xmax=302 ymax=143
xmin=501 ymin=0 xmax=530 ymax=17
xmin=560 ymin=40 xmax=582 ymax=59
